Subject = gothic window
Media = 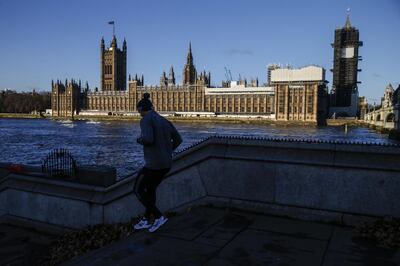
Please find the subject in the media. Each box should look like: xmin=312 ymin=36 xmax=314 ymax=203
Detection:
xmin=307 ymin=95 xmax=314 ymax=113
xmin=278 ymin=95 xmax=284 ymax=113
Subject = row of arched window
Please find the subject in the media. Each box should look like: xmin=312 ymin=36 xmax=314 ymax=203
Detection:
xmin=104 ymin=65 xmax=112 ymax=75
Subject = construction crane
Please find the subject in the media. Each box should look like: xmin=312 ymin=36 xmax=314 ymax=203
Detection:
xmin=224 ymin=67 xmax=232 ymax=82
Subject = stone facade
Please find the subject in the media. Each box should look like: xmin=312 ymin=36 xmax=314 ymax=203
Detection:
xmin=100 ymin=36 xmax=127 ymax=91
xmin=274 ymin=83 xmax=328 ymax=122
xmin=86 ymin=90 xmax=131 ymax=113
xmin=131 ymin=82 xmax=275 ymax=115
xmin=51 ymin=80 xmax=86 ymax=117
xmin=271 ymin=66 xmax=329 ymax=122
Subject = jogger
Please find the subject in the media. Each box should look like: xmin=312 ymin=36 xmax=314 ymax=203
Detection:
xmin=133 ymin=93 xmax=182 ymax=232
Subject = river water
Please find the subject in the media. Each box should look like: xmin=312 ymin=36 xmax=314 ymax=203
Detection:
xmin=0 ymin=118 xmax=398 ymax=178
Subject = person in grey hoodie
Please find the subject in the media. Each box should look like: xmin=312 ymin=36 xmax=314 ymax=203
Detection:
xmin=133 ymin=93 xmax=182 ymax=232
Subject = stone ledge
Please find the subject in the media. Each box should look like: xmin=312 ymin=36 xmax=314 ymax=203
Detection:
xmin=0 ymin=163 xmax=117 ymax=187
xmin=175 ymin=196 xmax=382 ymax=227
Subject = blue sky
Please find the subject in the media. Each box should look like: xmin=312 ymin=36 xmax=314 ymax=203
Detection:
xmin=0 ymin=0 xmax=399 ymax=102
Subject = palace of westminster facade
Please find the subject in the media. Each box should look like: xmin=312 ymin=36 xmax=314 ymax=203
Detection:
xmin=52 ymin=16 xmax=362 ymax=123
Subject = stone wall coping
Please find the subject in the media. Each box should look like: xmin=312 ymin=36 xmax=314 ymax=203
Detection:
xmin=175 ymin=135 xmax=400 ymax=154
xmin=1 ymin=136 xmax=399 ymax=206
xmin=173 ymin=137 xmax=400 ymax=171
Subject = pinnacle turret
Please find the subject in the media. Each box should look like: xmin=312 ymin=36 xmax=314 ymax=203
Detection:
xmin=111 ymin=35 xmax=117 ymax=47
xmin=344 ymin=8 xmax=352 ymax=29
xmin=168 ymin=66 xmax=175 ymax=85
xmin=123 ymin=38 xmax=127 ymax=51
xmin=344 ymin=14 xmax=352 ymax=29
xmin=187 ymin=42 xmax=193 ymax=65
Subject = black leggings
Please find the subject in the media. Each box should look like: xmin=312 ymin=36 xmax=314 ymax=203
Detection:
xmin=133 ymin=167 xmax=170 ymax=219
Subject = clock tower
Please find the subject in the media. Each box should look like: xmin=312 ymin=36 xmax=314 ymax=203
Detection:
xmin=331 ymin=13 xmax=363 ymax=107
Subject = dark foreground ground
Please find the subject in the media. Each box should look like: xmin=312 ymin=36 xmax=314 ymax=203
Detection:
xmin=1 ymin=206 xmax=399 ymax=266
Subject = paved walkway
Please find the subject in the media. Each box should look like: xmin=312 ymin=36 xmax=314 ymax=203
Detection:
xmin=64 ymin=206 xmax=400 ymax=266
xmin=0 ymin=223 xmax=56 ymax=265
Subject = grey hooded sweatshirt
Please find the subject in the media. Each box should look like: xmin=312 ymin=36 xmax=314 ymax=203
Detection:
xmin=138 ymin=110 xmax=182 ymax=169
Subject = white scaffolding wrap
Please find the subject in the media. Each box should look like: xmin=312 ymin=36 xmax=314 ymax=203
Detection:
xmin=271 ymin=66 xmax=325 ymax=82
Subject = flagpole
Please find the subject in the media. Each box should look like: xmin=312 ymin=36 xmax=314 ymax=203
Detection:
xmin=108 ymin=21 xmax=115 ymax=37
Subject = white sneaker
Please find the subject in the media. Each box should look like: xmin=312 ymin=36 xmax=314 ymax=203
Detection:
xmin=134 ymin=218 xmax=152 ymax=230
xmin=148 ymin=216 xmax=168 ymax=233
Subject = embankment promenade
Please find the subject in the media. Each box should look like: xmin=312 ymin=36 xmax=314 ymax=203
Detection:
xmin=0 ymin=113 xmax=44 ymax=119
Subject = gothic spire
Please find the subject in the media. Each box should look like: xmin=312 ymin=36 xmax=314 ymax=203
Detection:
xmin=168 ymin=66 xmax=175 ymax=85
xmin=344 ymin=8 xmax=352 ymax=29
xmin=187 ymin=42 xmax=193 ymax=65
xmin=160 ymin=71 xmax=167 ymax=86
xmin=344 ymin=15 xmax=351 ymax=28
xmin=123 ymin=38 xmax=127 ymax=51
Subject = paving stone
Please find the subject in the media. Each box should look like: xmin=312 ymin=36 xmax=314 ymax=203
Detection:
xmin=322 ymin=250 xmax=400 ymax=266
xmin=323 ymin=226 xmax=400 ymax=265
xmin=158 ymin=206 xmax=225 ymax=240
xmin=65 ymin=232 xmax=218 ymax=266
xmin=204 ymin=258 xmax=234 ymax=266
xmin=249 ymin=213 xmax=333 ymax=241
xmin=195 ymin=212 xmax=253 ymax=247
xmin=58 ymin=206 xmax=400 ymax=266
xmin=0 ymin=224 xmax=56 ymax=265
xmin=208 ymin=228 xmax=327 ymax=266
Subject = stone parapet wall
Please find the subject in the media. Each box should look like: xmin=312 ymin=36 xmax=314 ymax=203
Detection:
xmin=1 ymin=137 xmax=399 ymax=229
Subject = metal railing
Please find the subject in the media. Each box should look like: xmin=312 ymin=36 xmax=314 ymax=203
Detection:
xmin=42 ymin=149 xmax=77 ymax=179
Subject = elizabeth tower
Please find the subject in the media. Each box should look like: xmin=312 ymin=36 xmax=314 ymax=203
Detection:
xmin=331 ymin=14 xmax=363 ymax=107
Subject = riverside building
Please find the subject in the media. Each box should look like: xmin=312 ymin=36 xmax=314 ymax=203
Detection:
xmin=52 ymin=37 xmax=328 ymax=123
xmin=270 ymin=66 xmax=329 ymax=122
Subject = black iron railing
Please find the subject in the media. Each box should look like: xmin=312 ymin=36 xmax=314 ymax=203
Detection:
xmin=42 ymin=149 xmax=77 ymax=179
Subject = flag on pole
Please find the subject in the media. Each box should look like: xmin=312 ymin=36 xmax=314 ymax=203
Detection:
xmin=108 ymin=21 xmax=114 ymax=25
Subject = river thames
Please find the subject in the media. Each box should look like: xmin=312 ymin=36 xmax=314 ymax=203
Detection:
xmin=0 ymin=118 xmax=398 ymax=178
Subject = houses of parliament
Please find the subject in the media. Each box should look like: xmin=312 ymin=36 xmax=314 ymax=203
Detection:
xmin=52 ymin=15 xmax=363 ymax=123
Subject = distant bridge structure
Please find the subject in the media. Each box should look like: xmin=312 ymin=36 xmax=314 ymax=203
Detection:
xmin=364 ymin=105 xmax=397 ymax=130
xmin=364 ymin=84 xmax=400 ymax=136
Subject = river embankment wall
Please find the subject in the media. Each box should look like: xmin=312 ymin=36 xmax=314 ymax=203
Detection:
xmin=1 ymin=137 xmax=400 ymax=229
xmin=1 ymin=113 xmax=396 ymax=133
xmin=0 ymin=113 xmax=362 ymax=126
